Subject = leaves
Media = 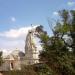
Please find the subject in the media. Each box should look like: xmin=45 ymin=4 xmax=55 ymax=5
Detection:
xmin=38 ymin=10 xmax=75 ymax=75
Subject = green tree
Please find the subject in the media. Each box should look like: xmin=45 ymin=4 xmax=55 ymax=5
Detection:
xmin=35 ymin=10 xmax=75 ymax=75
xmin=54 ymin=10 xmax=75 ymax=52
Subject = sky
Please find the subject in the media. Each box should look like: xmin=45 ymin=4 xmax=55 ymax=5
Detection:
xmin=0 ymin=0 xmax=75 ymax=55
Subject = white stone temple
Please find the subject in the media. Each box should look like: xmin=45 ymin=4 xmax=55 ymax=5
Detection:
xmin=24 ymin=28 xmax=39 ymax=65
xmin=0 ymin=27 xmax=40 ymax=71
xmin=0 ymin=49 xmax=25 ymax=71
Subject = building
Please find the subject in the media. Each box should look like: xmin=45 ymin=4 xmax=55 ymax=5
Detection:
xmin=0 ymin=28 xmax=40 ymax=71
xmin=24 ymin=29 xmax=39 ymax=65
xmin=0 ymin=49 xmax=25 ymax=71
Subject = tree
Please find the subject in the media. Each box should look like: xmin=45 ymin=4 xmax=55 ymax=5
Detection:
xmin=35 ymin=10 xmax=75 ymax=75
xmin=54 ymin=10 xmax=75 ymax=52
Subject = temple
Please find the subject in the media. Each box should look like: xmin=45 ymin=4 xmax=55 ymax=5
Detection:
xmin=24 ymin=29 xmax=39 ymax=65
xmin=0 ymin=27 xmax=40 ymax=71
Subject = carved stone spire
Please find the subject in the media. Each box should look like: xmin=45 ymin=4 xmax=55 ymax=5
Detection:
xmin=24 ymin=29 xmax=39 ymax=65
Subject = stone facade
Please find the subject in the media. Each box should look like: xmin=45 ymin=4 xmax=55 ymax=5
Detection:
xmin=0 ymin=50 xmax=24 ymax=71
xmin=0 ymin=28 xmax=40 ymax=71
xmin=24 ymin=29 xmax=39 ymax=65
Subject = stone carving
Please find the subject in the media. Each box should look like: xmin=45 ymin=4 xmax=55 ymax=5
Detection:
xmin=24 ymin=29 xmax=39 ymax=65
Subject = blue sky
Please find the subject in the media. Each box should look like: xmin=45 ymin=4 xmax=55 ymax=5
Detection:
xmin=0 ymin=0 xmax=75 ymax=54
xmin=0 ymin=0 xmax=75 ymax=32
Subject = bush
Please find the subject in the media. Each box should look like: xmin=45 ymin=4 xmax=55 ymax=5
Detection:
xmin=33 ymin=63 xmax=54 ymax=75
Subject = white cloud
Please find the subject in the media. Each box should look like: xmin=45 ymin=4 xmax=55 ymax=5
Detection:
xmin=67 ymin=1 xmax=75 ymax=6
xmin=0 ymin=25 xmax=38 ymax=39
xmin=0 ymin=25 xmax=41 ymax=55
xmin=11 ymin=17 xmax=16 ymax=22
xmin=53 ymin=11 xmax=58 ymax=16
xmin=0 ymin=39 xmax=25 ymax=52
xmin=73 ymin=8 xmax=75 ymax=10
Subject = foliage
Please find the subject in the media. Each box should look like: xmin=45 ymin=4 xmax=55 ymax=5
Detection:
xmin=36 ymin=10 xmax=75 ymax=75
xmin=54 ymin=10 xmax=75 ymax=51
xmin=34 ymin=63 xmax=54 ymax=75
xmin=3 ymin=65 xmax=37 ymax=75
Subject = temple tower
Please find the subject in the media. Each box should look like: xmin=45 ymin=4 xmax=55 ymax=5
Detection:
xmin=24 ymin=29 xmax=39 ymax=65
